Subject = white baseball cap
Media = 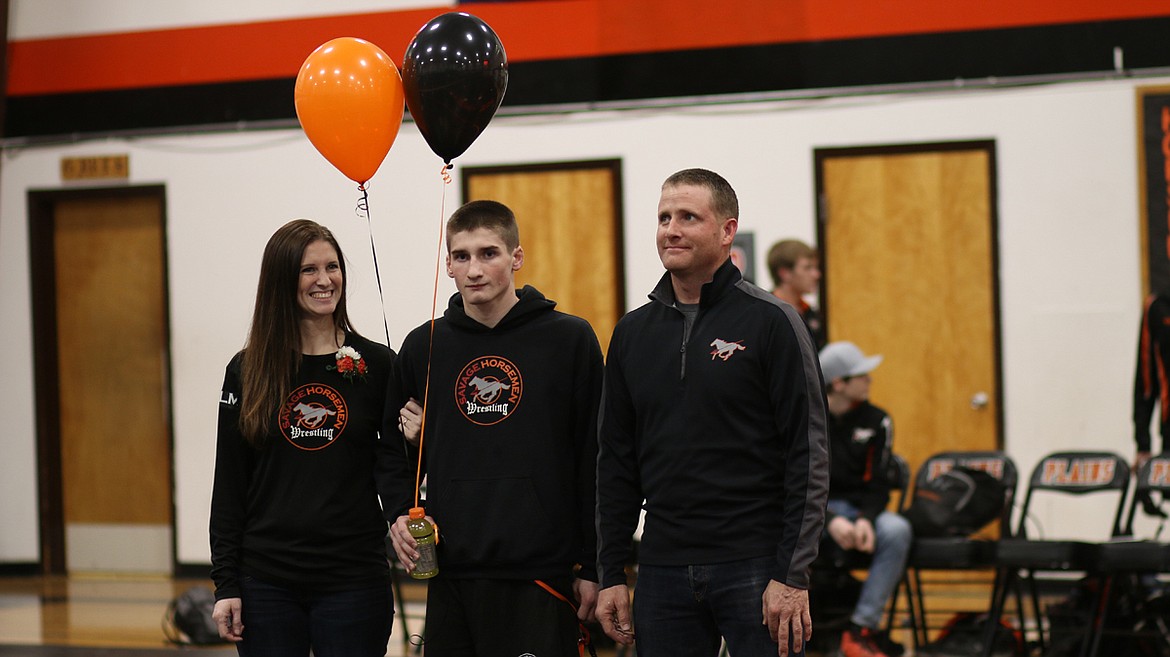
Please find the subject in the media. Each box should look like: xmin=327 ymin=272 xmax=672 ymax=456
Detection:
xmin=819 ymin=341 xmax=883 ymax=382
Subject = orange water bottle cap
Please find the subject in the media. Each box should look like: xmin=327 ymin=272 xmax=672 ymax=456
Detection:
xmin=409 ymin=507 xmax=426 ymax=520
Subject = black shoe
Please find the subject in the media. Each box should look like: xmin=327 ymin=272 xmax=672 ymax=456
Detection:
xmin=871 ymin=629 xmax=904 ymax=657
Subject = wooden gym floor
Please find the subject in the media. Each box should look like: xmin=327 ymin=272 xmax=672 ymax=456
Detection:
xmin=0 ymin=571 xmax=1014 ymax=656
xmin=0 ymin=574 xmax=429 ymax=657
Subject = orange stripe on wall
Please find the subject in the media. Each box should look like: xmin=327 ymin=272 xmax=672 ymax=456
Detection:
xmin=8 ymin=0 xmax=1170 ymax=96
xmin=7 ymin=8 xmax=447 ymax=96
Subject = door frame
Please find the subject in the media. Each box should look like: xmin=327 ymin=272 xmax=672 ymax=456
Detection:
xmin=27 ymin=184 xmax=174 ymax=573
xmin=813 ymin=140 xmax=1005 ymax=447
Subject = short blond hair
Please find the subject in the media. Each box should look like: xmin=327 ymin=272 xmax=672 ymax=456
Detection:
xmin=662 ymin=168 xmax=738 ymax=220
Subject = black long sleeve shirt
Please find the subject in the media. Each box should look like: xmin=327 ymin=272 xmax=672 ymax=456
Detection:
xmin=210 ymin=334 xmax=408 ymax=600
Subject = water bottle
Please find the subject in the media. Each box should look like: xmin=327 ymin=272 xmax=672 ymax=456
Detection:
xmin=407 ymin=507 xmax=439 ymax=579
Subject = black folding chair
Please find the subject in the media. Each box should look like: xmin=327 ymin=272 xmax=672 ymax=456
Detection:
xmin=899 ymin=450 xmax=1018 ymax=650
xmin=1083 ymin=452 xmax=1170 ymax=657
xmin=984 ymin=451 xmax=1130 ymax=657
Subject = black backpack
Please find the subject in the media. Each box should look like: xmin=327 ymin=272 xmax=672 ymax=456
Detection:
xmin=903 ymin=465 xmax=1008 ymax=538
xmin=922 ymin=611 xmax=1025 ymax=657
xmin=162 ymin=586 xmax=227 ymax=645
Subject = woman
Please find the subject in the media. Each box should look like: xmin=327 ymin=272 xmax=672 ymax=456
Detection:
xmin=210 ymin=219 xmax=406 ymax=657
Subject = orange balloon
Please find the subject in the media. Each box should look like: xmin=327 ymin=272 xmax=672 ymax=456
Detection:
xmin=295 ymin=38 xmax=405 ymax=184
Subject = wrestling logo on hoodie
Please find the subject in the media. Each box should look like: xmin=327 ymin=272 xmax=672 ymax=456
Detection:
xmin=455 ymin=355 xmax=523 ymax=426
xmin=279 ymin=383 xmax=348 ymax=450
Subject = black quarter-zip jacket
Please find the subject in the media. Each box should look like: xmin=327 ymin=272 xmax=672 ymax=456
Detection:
xmin=597 ymin=259 xmax=830 ymax=589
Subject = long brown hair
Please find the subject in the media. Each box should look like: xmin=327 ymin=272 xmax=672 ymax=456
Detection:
xmin=239 ymin=219 xmax=356 ymax=445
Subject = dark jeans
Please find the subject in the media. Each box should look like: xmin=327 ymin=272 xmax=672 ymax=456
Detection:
xmin=633 ymin=555 xmax=804 ymax=657
xmin=236 ymin=574 xmax=393 ymax=657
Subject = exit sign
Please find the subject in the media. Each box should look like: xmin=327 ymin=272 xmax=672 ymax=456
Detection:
xmin=61 ymin=155 xmax=129 ymax=181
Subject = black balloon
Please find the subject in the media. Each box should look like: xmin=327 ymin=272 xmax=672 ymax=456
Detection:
xmin=402 ymin=12 xmax=508 ymax=164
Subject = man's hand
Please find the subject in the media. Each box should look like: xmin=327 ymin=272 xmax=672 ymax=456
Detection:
xmin=596 ymin=584 xmax=635 ymax=645
xmin=762 ymin=580 xmax=811 ymax=657
xmin=573 ymin=578 xmax=599 ymax=623
xmin=389 ymin=515 xmax=417 ymax=570
xmin=827 ymin=516 xmax=856 ymax=550
xmin=853 ymin=517 xmax=876 ymax=553
xmin=212 ymin=597 xmax=244 ymax=642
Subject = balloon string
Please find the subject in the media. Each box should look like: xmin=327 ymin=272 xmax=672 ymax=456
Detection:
xmin=356 ymin=183 xmax=392 ymax=349
xmin=414 ymin=166 xmax=451 ymax=508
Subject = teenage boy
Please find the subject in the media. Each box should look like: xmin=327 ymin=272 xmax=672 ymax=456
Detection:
xmin=819 ymin=341 xmax=912 ymax=657
xmin=766 ymin=239 xmax=825 ymax=349
xmin=383 ymin=200 xmax=604 ymax=657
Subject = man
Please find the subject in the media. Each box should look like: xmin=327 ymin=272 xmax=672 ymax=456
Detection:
xmin=1132 ymin=293 xmax=1170 ymax=520
xmin=766 ymin=239 xmax=825 ymax=349
xmin=384 ymin=200 xmax=604 ymax=657
xmin=596 ymin=168 xmax=830 ymax=657
xmin=818 ymin=341 xmax=912 ymax=657
xmin=1134 ymin=292 xmax=1170 ymax=473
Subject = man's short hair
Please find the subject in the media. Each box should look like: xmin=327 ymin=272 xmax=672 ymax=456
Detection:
xmin=662 ymin=168 xmax=739 ymax=220
xmin=447 ymin=200 xmax=520 ymax=251
xmin=766 ymin=239 xmax=818 ymax=287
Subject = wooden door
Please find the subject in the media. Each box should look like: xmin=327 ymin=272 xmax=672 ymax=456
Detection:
xmin=463 ymin=160 xmax=624 ymax=354
xmin=816 ymin=143 xmax=1001 ymax=476
xmin=30 ymin=189 xmax=173 ymax=573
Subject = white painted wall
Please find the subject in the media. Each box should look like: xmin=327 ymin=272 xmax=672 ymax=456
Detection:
xmin=1 ymin=76 xmax=1158 ymax=565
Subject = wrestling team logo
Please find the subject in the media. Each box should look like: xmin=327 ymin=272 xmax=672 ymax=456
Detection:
xmin=278 ymin=383 xmax=348 ymax=451
xmin=455 ymin=355 xmax=523 ymax=426
xmin=851 ymin=427 xmax=876 ymax=444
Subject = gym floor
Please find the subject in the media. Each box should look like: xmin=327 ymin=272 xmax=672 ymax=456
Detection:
xmin=0 ymin=572 xmax=1016 ymax=656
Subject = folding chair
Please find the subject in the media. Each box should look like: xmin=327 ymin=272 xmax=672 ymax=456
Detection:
xmin=984 ymin=451 xmax=1130 ymax=657
xmin=1084 ymin=452 xmax=1170 ymax=657
xmin=899 ymin=450 xmax=1018 ymax=650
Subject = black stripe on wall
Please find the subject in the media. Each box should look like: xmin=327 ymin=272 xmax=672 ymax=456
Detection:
xmin=6 ymin=16 xmax=1169 ymax=138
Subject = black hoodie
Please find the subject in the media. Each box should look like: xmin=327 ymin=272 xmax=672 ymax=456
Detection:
xmin=384 ymin=286 xmax=603 ymax=582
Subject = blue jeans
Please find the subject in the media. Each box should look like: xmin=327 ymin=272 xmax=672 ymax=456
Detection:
xmin=633 ymin=555 xmax=803 ymax=657
xmin=825 ymin=499 xmax=913 ymax=629
xmin=236 ymin=574 xmax=393 ymax=657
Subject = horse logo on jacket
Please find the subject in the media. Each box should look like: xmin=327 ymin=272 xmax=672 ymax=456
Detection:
xmin=710 ymin=338 xmax=746 ymax=361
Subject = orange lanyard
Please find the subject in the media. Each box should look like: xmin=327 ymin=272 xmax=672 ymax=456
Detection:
xmin=534 ymin=580 xmax=596 ymax=657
